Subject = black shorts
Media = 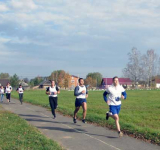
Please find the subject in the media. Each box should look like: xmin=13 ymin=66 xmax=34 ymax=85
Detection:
xmin=6 ymin=93 xmax=11 ymax=100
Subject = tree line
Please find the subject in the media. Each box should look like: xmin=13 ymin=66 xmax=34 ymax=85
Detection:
xmin=0 ymin=71 xmax=103 ymax=88
xmin=123 ymin=48 xmax=160 ymax=87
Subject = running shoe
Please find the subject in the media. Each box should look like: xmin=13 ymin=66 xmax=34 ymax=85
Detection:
xmin=82 ymin=119 xmax=86 ymax=123
xmin=118 ymin=131 xmax=123 ymax=137
xmin=73 ymin=118 xmax=77 ymax=123
xmin=106 ymin=112 xmax=109 ymax=120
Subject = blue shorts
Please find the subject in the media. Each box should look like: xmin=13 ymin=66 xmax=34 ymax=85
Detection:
xmin=109 ymin=105 xmax=121 ymax=115
xmin=75 ymin=98 xmax=87 ymax=107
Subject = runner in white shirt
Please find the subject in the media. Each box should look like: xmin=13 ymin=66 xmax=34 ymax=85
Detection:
xmin=5 ymin=83 xmax=12 ymax=103
xmin=0 ymin=86 xmax=4 ymax=102
xmin=73 ymin=78 xmax=88 ymax=124
xmin=46 ymin=80 xmax=60 ymax=119
xmin=16 ymin=85 xmax=24 ymax=104
xmin=103 ymin=76 xmax=127 ymax=137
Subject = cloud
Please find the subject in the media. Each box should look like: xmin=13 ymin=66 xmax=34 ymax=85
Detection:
xmin=0 ymin=3 xmax=9 ymax=11
xmin=10 ymin=0 xmax=37 ymax=11
xmin=0 ymin=0 xmax=160 ymax=78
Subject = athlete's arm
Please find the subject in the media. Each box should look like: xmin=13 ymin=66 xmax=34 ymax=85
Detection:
xmin=85 ymin=89 xmax=88 ymax=98
xmin=56 ymin=86 xmax=60 ymax=94
xmin=103 ymin=91 xmax=109 ymax=102
xmin=16 ymin=88 xmax=19 ymax=93
xmin=74 ymin=86 xmax=82 ymax=96
xmin=10 ymin=86 xmax=12 ymax=92
xmin=121 ymin=91 xmax=127 ymax=99
xmin=46 ymin=87 xmax=50 ymax=95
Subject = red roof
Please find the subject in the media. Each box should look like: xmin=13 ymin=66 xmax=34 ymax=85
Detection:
xmin=102 ymin=78 xmax=132 ymax=85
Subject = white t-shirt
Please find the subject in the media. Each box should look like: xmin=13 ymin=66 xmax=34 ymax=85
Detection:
xmin=106 ymin=84 xmax=125 ymax=106
xmin=5 ymin=86 xmax=12 ymax=94
xmin=0 ymin=89 xmax=4 ymax=94
xmin=46 ymin=86 xmax=59 ymax=97
xmin=77 ymin=86 xmax=87 ymax=99
xmin=17 ymin=87 xmax=24 ymax=94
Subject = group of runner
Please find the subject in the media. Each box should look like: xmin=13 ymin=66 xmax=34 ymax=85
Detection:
xmin=0 ymin=83 xmax=24 ymax=104
xmin=46 ymin=76 xmax=127 ymax=137
xmin=0 ymin=76 xmax=127 ymax=137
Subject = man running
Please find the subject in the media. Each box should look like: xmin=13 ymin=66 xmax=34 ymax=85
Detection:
xmin=16 ymin=85 xmax=24 ymax=104
xmin=5 ymin=83 xmax=12 ymax=103
xmin=0 ymin=86 xmax=4 ymax=103
xmin=73 ymin=78 xmax=88 ymax=123
xmin=103 ymin=76 xmax=127 ymax=137
xmin=46 ymin=80 xmax=60 ymax=119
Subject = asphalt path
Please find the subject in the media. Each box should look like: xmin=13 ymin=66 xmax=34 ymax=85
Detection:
xmin=1 ymin=98 xmax=159 ymax=150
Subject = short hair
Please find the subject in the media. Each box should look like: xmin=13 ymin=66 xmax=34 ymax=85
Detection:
xmin=112 ymin=76 xmax=118 ymax=81
xmin=78 ymin=78 xmax=84 ymax=83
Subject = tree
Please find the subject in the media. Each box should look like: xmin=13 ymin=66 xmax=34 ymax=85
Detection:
xmin=10 ymin=74 xmax=19 ymax=87
xmin=85 ymin=77 xmax=96 ymax=88
xmin=64 ymin=73 xmax=71 ymax=89
xmin=49 ymin=70 xmax=70 ymax=88
xmin=123 ymin=48 xmax=143 ymax=85
xmin=30 ymin=77 xmax=43 ymax=86
xmin=141 ymin=49 xmax=158 ymax=86
xmin=86 ymin=72 xmax=102 ymax=87
xmin=0 ymin=73 xmax=10 ymax=79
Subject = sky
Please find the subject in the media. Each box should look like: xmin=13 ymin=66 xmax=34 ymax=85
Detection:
xmin=0 ymin=0 xmax=160 ymax=79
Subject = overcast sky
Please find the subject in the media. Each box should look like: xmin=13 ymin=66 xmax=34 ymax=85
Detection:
xmin=0 ymin=0 xmax=160 ymax=79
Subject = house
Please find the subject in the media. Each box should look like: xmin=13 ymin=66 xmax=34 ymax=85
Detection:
xmin=155 ymin=78 xmax=160 ymax=88
xmin=39 ymin=80 xmax=51 ymax=89
xmin=69 ymin=75 xmax=79 ymax=89
xmin=0 ymin=79 xmax=10 ymax=87
xmin=101 ymin=78 xmax=132 ymax=89
xmin=19 ymin=80 xmax=29 ymax=89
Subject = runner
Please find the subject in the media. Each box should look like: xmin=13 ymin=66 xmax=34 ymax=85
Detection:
xmin=103 ymin=76 xmax=127 ymax=137
xmin=73 ymin=78 xmax=88 ymax=123
xmin=0 ymin=86 xmax=4 ymax=103
xmin=16 ymin=84 xmax=24 ymax=104
xmin=5 ymin=83 xmax=12 ymax=103
xmin=46 ymin=80 xmax=60 ymax=119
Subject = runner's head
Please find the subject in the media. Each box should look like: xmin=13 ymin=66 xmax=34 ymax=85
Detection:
xmin=112 ymin=76 xmax=119 ymax=86
xmin=79 ymin=78 xmax=84 ymax=86
xmin=19 ymin=84 xmax=22 ymax=88
xmin=50 ymin=80 xmax=55 ymax=87
xmin=7 ymin=82 xmax=10 ymax=87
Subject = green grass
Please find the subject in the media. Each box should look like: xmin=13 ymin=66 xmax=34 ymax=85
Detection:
xmin=11 ymin=89 xmax=160 ymax=145
xmin=0 ymin=108 xmax=63 ymax=150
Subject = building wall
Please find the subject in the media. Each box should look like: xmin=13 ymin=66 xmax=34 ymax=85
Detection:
xmin=69 ymin=76 xmax=79 ymax=89
xmin=156 ymin=83 xmax=160 ymax=88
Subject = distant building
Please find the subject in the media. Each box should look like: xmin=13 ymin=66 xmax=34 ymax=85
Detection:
xmin=39 ymin=80 xmax=51 ymax=89
xmin=101 ymin=78 xmax=132 ymax=89
xmin=19 ymin=80 xmax=29 ymax=89
xmin=69 ymin=75 xmax=79 ymax=89
xmin=0 ymin=79 xmax=10 ymax=86
xmin=154 ymin=78 xmax=160 ymax=88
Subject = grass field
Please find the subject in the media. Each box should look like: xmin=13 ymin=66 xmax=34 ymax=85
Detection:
xmin=0 ymin=107 xmax=63 ymax=150
xmin=11 ymin=89 xmax=160 ymax=145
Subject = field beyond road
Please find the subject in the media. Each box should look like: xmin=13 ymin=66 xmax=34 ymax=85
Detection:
xmin=12 ymin=89 xmax=160 ymax=145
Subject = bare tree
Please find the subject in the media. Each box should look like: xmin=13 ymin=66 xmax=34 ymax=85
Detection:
xmin=157 ymin=57 xmax=160 ymax=76
xmin=141 ymin=49 xmax=158 ymax=87
xmin=123 ymin=48 xmax=143 ymax=85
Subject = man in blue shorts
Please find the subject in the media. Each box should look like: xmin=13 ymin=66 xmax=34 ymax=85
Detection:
xmin=103 ymin=76 xmax=127 ymax=137
xmin=73 ymin=78 xmax=88 ymax=123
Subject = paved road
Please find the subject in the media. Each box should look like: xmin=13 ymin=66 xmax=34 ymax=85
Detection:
xmin=1 ymin=98 xmax=159 ymax=150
